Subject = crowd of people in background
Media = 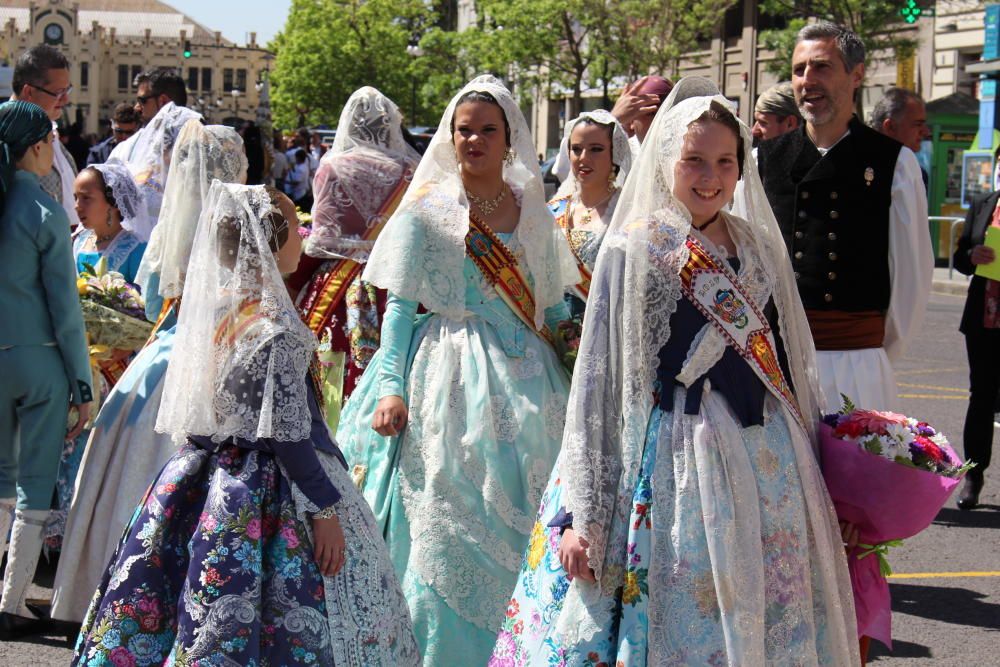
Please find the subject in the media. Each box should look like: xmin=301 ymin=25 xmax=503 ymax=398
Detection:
xmin=0 ymin=17 xmax=991 ymax=667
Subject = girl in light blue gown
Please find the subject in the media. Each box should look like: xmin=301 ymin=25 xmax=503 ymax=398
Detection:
xmin=50 ymin=122 xmax=248 ymax=622
xmin=337 ymin=75 xmax=578 ymax=666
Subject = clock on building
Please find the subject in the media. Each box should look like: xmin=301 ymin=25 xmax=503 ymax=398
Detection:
xmin=44 ymin=23 xmax=64 ymax=45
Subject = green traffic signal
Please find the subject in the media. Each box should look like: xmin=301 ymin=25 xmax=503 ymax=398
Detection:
xmin=900 ymin=0 xmax=922 ymax=23
xmin=183 ymin=40 xmax=192 ymax=58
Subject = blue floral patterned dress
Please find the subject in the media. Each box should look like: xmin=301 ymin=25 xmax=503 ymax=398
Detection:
xmin=492 ymin=253 xmax=854 ymax=666
xmin=73 ymin=350 xmax=347 ymax=666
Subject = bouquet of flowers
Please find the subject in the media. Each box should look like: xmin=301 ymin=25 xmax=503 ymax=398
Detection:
xmin=819 ymin=396 xmax=973 ymax=647
xmin=77 ymin=260 xmax=153 ymax=401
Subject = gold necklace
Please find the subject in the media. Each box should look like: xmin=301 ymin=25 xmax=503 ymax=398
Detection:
xmin=577 ymin=189 xmax=616 ymax=226
xmin=467 ymin=185 xmax=507 ymax=216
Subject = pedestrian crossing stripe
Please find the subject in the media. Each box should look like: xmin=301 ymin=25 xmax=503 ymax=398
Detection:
xmin=887 ymin=572 xmax=1000 ymax=579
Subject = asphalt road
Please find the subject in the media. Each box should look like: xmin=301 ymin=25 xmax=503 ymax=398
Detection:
xmin=0 ymin=293 xmax=996 ymax=666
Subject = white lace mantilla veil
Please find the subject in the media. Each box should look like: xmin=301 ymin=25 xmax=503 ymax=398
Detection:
xmin=114 ymin=102 xmax=203 ymax=221
xmin=305 ymin=86 xmax=420 ymax=261
xmin=135 ymin=121 xmax=248 ymax=300
xmin=90 ymin=160 xmax=153 ymax=242
xmin=156 ymin=182 xmax=316 ymax=444
xmin=362 ymin=75 xmax=578 ymax=328
xmin=555 ymin=78 xmax=841 ymax=630
xmin=552 ymin=109 xmax=633 ymax=201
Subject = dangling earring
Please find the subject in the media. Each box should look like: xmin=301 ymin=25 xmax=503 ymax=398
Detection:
xmin=106 ymin=209 xmax=115 ymax=229
xmin=607 ymin=170 xmax=616 ymax=193
xmin=503 ymin=147 xmax=515 ymax=166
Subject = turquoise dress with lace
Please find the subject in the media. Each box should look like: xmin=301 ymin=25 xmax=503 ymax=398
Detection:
xmin=338 ymin=231 xmax=571 ymax=666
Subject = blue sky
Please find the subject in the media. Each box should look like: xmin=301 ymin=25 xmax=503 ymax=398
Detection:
xmin=165 ymin=1 xmax=292 ymax=47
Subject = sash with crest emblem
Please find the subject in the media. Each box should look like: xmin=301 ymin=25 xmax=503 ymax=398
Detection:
xmin=679 ymin=236 xmax=805 ymax=429
xmin=551 ymin=196 xmax=593 ymax=301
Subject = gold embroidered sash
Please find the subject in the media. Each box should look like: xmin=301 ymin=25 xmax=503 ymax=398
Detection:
xmin=679 ymin=236 xmax=805 ymax=429
xmin=552 ymin=196 xmax=592 ymax=301
xmin=465 ymin=213 xmax=555 ymax=347
xmin=300 ymin=175 xmax=409 ymax=335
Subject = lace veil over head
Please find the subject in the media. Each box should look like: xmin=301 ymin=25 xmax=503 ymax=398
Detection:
xmin=553 ymin=109 xmax=633 ymax=200
xmin=113 ymin=102 xmax=203 ymax=220
xmin=90 ymin=160 xmax=153 ymax=242
xmin=156 ymin=182 xmax=315 ymax=444
xmin=306 ymin=87 xmax=420 ymax=261
xmin=135 ymin=121 xmax=248 ymax=300
xmin=556 ymin=77 xmax=822 ymax=586
xmin=362 ymin=75 xmax=577 ymax=327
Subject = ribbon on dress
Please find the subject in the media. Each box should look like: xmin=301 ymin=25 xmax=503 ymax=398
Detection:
xmin=299 ymin=175 xmax=409 ymax=336
xmin=679 ymin=235 xmax=805 ymax=429
xmin=465 ymin=212 xmax=555 ymax=347
xmin=551 ymin=195 xmax=592 ymax=301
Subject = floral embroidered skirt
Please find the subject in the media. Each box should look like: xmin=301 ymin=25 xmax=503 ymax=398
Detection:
xmin=491 ymin=389 xmax=857 ymax=666
xmin=72 ymin=442 xmax=333 ymax=667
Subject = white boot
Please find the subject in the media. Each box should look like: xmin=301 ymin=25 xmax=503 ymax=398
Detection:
xmin=0 ymin=509 xmax=47 ymax=618
xmin=0 ymin=498 xmax=14 ymax=555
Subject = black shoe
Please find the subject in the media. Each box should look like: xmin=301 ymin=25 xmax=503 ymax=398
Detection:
xmin=957 ymin=472 xmax=985 ymax=510
xmin=25 ymin=602 xmax=80 ymax=643
xmin=0 ymin=611 xmax=51 ymax=640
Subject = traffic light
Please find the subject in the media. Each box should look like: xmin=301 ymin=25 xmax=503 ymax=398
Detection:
xmin=183 ymin=40 xmax=192 ymax=58
xmin=900 ymin=0 xmax=922 ymax=23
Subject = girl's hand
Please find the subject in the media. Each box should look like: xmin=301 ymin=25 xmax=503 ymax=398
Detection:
xmin=840 ymin=520 xmax=860 ymax=551
xmin=559 ymin=528 xmax=596 ymax=582
xmin=372 ymin=395 xmax=408 ymax=436
xmin=312 ymin=513 xmax=346 ymax=577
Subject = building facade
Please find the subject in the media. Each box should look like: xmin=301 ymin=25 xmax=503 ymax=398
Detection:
xmin=0 ymin=0 xmax=274 ymax=136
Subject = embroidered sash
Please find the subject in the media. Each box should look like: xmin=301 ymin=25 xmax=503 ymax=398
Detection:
xmin=465 ymin=213 xmax=555 ymax=347
xmin=214 ymin=300 xmax=265 ymax=347
xmin=299 ymin=176 xmax=409 ymax=335
xmin=552 ymin=196 xmax=592 ymax=301
xmin=679 ymin=236 xmax=805 ymax=428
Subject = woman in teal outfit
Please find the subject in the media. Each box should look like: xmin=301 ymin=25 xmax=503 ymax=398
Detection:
xmin=0 ymin=100 xmax=92 ymax=638
xmin=50 ymin=121 xmax=248 ymax=624
xmin=71 ymin=161 xmax=149 ymax=283
xmin=337 ymin=75 xmax=578 ymax=665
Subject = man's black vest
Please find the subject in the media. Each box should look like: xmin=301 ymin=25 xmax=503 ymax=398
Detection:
xmin=757 ymin=117 xmax=902 ymax=312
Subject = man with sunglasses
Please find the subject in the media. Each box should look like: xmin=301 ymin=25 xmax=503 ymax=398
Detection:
xmin=86 ymin=103 xmax=140 ymax=166
xmin=10 ymin=44 xmax=80 ymax=227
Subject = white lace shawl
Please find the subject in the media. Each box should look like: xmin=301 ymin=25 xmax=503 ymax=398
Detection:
xmin=111 ymin=102 xmax=203 ymax=221
xmin=553 ymin=109 xmax=633 ymax=201
xmin=135 ymin=122 xmax=248 ymax=300
xmin=557 ymin=78 xmax=823 ymax=585
xmin=90 ymin=160 xmax=153 ymax=242
xmin=305 ymin=87 xmax=419 ymax=262
xmin=362 ymin=75 xmax=578 ymax=328
xmin=156 ymin=183 xmax=316 ymax=444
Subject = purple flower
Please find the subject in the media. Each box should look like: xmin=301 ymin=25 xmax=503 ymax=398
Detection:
xmin=821 ymin=413 xmax=841 ymax=428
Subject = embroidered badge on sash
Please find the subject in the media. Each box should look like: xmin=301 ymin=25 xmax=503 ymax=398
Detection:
xmin=712 ymin=288 xmax=749 ymax=329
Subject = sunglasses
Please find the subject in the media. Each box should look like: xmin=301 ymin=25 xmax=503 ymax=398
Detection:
xmin=136 ymin=93 xmax=156 ymax=105
xmin=112 ymin=126 xmax=137 ymax=138
xmin=30 ymin=82 xmax=73 ymax=100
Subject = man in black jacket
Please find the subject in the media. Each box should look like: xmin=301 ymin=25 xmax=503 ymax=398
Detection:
xmin=756 ymin=21 xmax=933 ymax=415
xmin=953 ymin=188 xmax=1000 ymax=509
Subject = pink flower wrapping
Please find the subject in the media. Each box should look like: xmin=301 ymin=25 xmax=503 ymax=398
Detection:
xmin=819 ymin=424 xmax=963 ymax=646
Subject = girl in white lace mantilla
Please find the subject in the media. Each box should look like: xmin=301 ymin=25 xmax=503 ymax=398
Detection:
xmin=547 ymin=110 xmax=632 ymax=365
xmin=491 ymin=78 xmax=858 ymax=666
xmin=73 ymin=183 xmax=419 ymax=666
xmin=337 ymin=75 xmax=578 ymax=666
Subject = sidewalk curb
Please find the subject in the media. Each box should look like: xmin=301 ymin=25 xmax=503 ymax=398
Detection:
xmin=932 ymin=279 xmax=969 ymax=296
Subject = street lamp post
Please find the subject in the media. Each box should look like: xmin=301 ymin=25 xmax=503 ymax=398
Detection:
xmin=406 ymin=43 xmax=423 ymax=125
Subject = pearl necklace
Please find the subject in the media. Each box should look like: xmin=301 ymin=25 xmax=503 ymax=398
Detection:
xmin=467 ymin=185 xmax=507 ymax=216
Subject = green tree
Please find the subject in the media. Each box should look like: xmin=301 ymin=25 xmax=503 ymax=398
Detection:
xmin=269 ymin=0 xmax=433 ymax=129
xmin=758 ymin=1 xmax=920 ymax=81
